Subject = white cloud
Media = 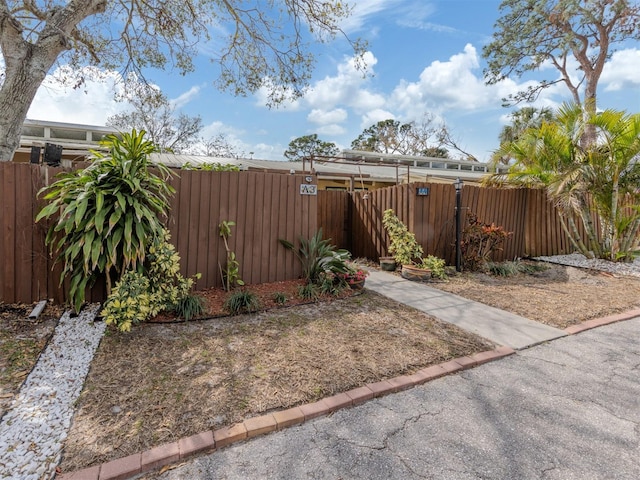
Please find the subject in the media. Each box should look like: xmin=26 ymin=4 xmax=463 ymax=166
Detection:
xmin=304 ymin=51 xmax=385 ymax=114
xmin=339 ymin=0 xmax=404 ymax=33
xmin=317 ymin=124 xmax=347 ymax=136
xmin=307 ymin=108 xmax=348 ymax=125
xmin=390 ymin=44 xmax=494 ymax=117
xmin=360 ymin=109 xmax=395 ymax=129
xmin=601 ymin=48 xmax=640 ymax=91
xmin=27 ymin=66 xmax=127 ymax=125
xmin=171 ymin=85 xmax=202 ymax=109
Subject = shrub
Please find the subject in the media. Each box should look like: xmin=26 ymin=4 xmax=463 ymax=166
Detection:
xmin=461 ymin=213 xmax=512 ymax=271
xmin=382 ymin=209 xmax=423 ymax=266
xmin=487 ymin=260 xmax=548 ymax=276
xmin=101 ymin=271 xmax=152 ymax=333
xmin=417 ymin=255 xmax=447 ymax=279
xmin=319 ymin=272 xmax=348 ymax=296
xmin=36 ymin=130 xmax=173 ymax=311
xmin=101 ymin=230 xmax=198 ymax=332
xmin=223 ymin=290 xmax=260 ymax=315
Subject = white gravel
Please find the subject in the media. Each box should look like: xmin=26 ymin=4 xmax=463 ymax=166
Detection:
xmin=535 ymin=253 xmax=640 ymax=277
xmin=0 ymin=305 xmax=105 ymax=480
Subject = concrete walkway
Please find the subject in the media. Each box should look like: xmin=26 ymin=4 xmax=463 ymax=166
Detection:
xmin=366 ymin=270 xmax=566 ymax=350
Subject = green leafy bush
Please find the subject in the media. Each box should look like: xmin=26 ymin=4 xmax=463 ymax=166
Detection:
xmin=382 ymin=209 xmax=423 ymax=266
xmin=101 ymin=271 xmax=152 ymax=332
xmin=36 ymin=130 xmax=174 ymax=311
xmin=298 ymin=283 xmax=320 ymax=301
xmin=223 ymin=290 xmax=261 ymax=315
xmin=417 ymin=255 xmax=447 ymax=279
xmin=219 ymin=220 xmax=244 ymax=290
xmin=101 ymin=230 xmax=198 ymax=332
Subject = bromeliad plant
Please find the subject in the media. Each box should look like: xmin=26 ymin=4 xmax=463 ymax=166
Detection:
xmin=36 ymin=130 xmax=174 ymax=311
xmin=279 ymin=228 xmax=351 ymax=285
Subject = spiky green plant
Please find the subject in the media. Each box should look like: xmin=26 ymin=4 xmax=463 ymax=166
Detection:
xmin=36 ymin=130 xmax=174 ymax=310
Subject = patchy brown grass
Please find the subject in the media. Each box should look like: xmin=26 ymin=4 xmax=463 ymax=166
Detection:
xmin=430 ymin=261 xmax=640 ymax=329
xmin=59 ymin=289 xmax=493 ymax=472
xmin=8 ymin=261 xmax=640 ymax=475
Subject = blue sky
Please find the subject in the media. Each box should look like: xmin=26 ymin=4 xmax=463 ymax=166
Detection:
xmin=25 ymin=0 xmax=640 ymax=162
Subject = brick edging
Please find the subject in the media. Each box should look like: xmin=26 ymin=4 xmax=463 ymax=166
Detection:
xmin=564 ymin=308 xmax=640 ymax=335
xmin=56 ymin=346 xmax=515 ymax=480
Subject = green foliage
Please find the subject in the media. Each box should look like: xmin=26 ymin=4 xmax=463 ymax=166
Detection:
xmin=101 ymin=271 xmax=152 ymax=333
xmin=172 ymin=294 xmax=206 ymax=321
xmin=219 ymin=220 xmax=244 ymax=290
xmin=318 ymin=273 xmax=348 ymax=296
xmin=488 ymin=103 xmax=640 ymax=261
xmin=461 ymin=213 xmax=512 ymax=271
xmin=272 ymin=292 xmax=288 ymax=305
xmin=181 ymin=162 xmax=240 ymax=171
xmin=382 ymin=209 xmax=424 ymax=266
xmin=223 ymin=290 xmax=260 ymax=315
xmin=284 ymin=134 xmax=340 ymax=161
xmin=101 ymin=230 xmax=197 ymax=332
xmin=417 ymin=255 xmax=447 ymax=280
xmin=298 ymin=283 xmax=320 ymax=301
xmin=279 ymin=229 xmax=351 ymax=285
xmin=36 ymin=129 xmax=174 ymax=311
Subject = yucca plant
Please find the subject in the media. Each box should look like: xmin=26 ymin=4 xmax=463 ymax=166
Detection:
xmin=36 ymin=129 xmax=174 ymax=311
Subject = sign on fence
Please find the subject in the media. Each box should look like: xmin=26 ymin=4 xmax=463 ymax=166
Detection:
xmin=300 ymin=184 xmax=318 ymax=195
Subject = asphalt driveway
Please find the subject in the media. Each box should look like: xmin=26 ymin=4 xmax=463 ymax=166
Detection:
xmin=151 ymin=318 xmax=640 ymax=480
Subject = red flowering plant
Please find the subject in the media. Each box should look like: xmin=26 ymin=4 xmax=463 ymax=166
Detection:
xmin=337 ymin=263 xmax=369 ymax=285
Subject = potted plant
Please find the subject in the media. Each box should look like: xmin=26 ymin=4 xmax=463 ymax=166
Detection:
xmin=382 ymin=209 xmax=447 ymax=282
xmin=339 ymin=264 xmax=369 ymax=290
xmin=379 ymin=256 xmax=397 ymax=271
xmin=382 ymin=209 xmax=423 ymax=267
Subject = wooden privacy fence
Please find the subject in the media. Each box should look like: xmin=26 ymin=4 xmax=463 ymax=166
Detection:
xmin=2 ymin=161 xmax=592 ymax=305
xmin=318 ymin=182 xmax=585 ymax=264
xmin=1 ymin=163 xmax=318 ymax=304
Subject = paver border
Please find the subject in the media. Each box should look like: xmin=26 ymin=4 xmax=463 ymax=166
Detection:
xmin=58 ymin=307 xmax=640 ymax=480
xmin=57 ymin=346 xmax=515 ymax=480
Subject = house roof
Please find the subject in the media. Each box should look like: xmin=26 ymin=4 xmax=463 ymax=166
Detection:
xmin=150 ymin=151 xmax=505 ymax=184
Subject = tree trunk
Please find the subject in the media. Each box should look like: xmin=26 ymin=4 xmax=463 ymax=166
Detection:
xmin=0 ymin=0 xmax=107 ymax=161
xmin=0 ymin=44 xmax=58 ymax=161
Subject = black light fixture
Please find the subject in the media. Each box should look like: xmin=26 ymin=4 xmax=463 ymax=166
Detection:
xmin=454 ymin=177 xmax=464 ymax=272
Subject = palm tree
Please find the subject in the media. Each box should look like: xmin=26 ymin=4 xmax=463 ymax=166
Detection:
xmin=487 ymin=103 xmax=640 ymax=261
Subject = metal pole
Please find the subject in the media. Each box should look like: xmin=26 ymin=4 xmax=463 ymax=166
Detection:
xmin=455 ymin=178 xmax=463 ymax=272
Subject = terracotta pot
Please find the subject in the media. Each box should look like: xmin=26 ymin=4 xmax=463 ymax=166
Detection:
xmin=379 ymin=257 xmax=397 ymax=271
xmin=401 ymin=264 xmax=431 ymax=281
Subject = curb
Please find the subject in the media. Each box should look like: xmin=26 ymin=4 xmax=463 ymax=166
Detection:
xmin=56 ymin=346 xmax=516 ymax=480
xmin=563 ymin=308 xmax=640 ymax=335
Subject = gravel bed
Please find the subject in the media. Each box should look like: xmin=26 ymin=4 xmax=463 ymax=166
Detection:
xmin=535 ymin=253 xmax=640 ymax=277
xmin=0 ymin=305 xmax=104 ymax=480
